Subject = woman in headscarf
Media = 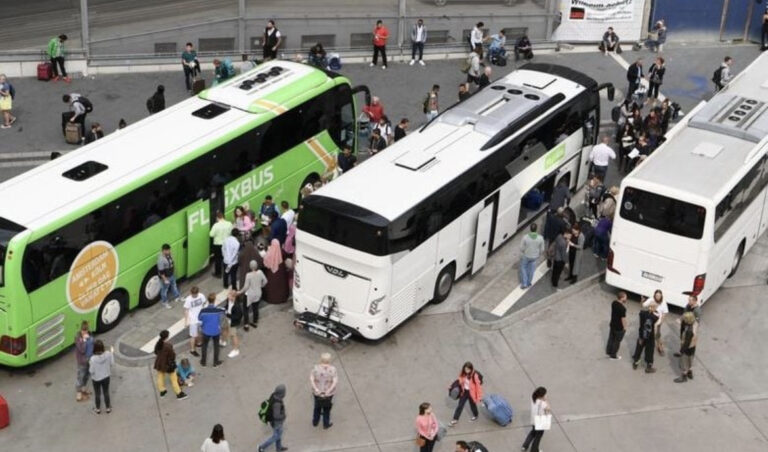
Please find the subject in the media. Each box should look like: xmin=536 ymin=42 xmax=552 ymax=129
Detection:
xmin=263 ymin=239 xmax=288 ymax=304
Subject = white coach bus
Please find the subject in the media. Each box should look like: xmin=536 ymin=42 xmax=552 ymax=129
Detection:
xmin=606 ymin=51 xmax=768 ymax=307
xmin=292 ymin=64 xmax=614 ymax=340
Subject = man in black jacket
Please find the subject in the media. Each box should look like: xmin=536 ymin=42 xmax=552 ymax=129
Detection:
xmin=147 ymin=85 xmax=165 ymax=114
xmin=632 ymin=303 xmax=658 ymax=373
xmin=626 ymin=58 xmax=644 ymax=100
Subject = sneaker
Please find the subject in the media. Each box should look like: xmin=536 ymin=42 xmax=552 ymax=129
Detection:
xmin=645 ymin=367 xmax=657 ymax=374
xmin=382 ymin=65 xmax=386 ymax=70
xmin=673 ymin=352 xmax=682 ymax=357
xmin=163 ymin=302 xmax=172 ymax=310
xmin=9 ymin=117 xmax=16 ymax=125
xmin=419 ymin=60 xmax=426 ymax=66
xmin=177 ymin=392 xmax=189 ymax=400
xmin=674 ymin=376 xmax=688 ymax=383
xmin=0 ymin=125 xmax=10 ymax=129
xmin=449 ymin=420 xmax=458 ymax=426
xmin=228 ymin=349 xmax=240 ymax=358
xmin=220 ymin=341 xmax=227 ymax=347
xmin=190 ymin=350 xmax=200 ymax=357
xmin=213 ymin=361 xmax=223 ymax=367
xmin=187 ymin=381 xmax=194 ymax=387
xmin=369 ymin=62 xmax=374 ymax=67
xmin=243 ymin=325 xmax=250 ymax=332
xmin=106 ymin=408 xmax=111 ymax=413
xmin=92 ymin=407 xmax=100 ymax=414
xmin=409 ymin=59 xmax=415 ymax=66
xmin=632 ymin=361 xmax=639 ymax=370
xmin=470 ymin=416 xmax=477 ymax=421
xmin=609 ymin=355 xmax=622 ymax=360
xmin=687 ymin=370 xmax=694 ymax=380
xmin=323 ymin=422 xmax=333 ymax=430
xmin=159 ymin=390 xmax=167 ymax=397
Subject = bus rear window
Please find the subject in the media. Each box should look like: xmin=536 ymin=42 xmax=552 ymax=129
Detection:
xmin=299 ymin=196 xmax=389 ymax=256
xmin=0 ymin=217 xmax=26 ymax=287
xmin=620 ymin=186 xmax=705 ymax=239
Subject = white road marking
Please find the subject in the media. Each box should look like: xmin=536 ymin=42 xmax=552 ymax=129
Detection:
xmin=138 ymin=288 xmax=230 ymax=353
xmin=490 ymin=261 xmax=550 ymax=317
xmin=608 ymin=52 xmax=667 ymax=102
xmin=0 ymin=151 xmax=68 ymax=159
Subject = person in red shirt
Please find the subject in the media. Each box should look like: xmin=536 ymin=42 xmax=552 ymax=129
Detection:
xmin=370 ymin=20 xmax=390 ymax=69
xmin=363 ymin=96 xmax=384 ymax=123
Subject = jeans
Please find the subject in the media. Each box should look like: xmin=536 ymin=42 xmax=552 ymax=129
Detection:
xmin=593 ymin=234 xmax=609 ymax=259
xmin=156 ymin=370 xmax=181 ymax=395
xmin=606 ymin=328 xmax=625 ymax=358
xmin=259 ymin=424 xmax=284 ymax=450
xmin=452 ymin=392 xmax=478 ymax=420
xmin=312 ymin=395 xmax=333 ymax=427
xmin=372 ymin=45 xmax=387 ymax=66
xmin=51 ymin=56 xmax=67 ymax=77
xmin=223 ymin=263 xmax=239 ymax=290
xmin=411 ymin=42 xmax=424 ymax=60
xmin=519 ymin=256 xmax=537 ymax=288
xmin=160 ymin=275 xmax=179 ymax=303
xmin=680 ymin=351 xmax=694 ymax=373
xmin=183 ymin=65 xmax=195 ymax=91
xmin=211 ymin=244 xmax=222 ymax=276
xmin=201 ymin=334 xmax=220 ymax=365
xmin=592 ymin=164 xmax=608 ymax=181
xmin=522 ymin=426 xmax=544 ymax=451
xmin=632 ymin=337 xmax=655 ymax=366
xmin=419 ymin=436 xmax=436 ymax=452
xmin=551 ymin=260 xmax=565 ymax=287
xmin=76 ymin=363 xmax=89 ymax=390
xmin=92 ymin=377 xmax=111 ymax=409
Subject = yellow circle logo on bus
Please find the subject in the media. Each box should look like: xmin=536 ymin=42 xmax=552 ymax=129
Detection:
xmin=66 ymin=241 xmax=119 ymax=314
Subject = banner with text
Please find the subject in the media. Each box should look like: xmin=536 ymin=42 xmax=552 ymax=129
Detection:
xmin=552 ymin=0 xmax=648 ymax=42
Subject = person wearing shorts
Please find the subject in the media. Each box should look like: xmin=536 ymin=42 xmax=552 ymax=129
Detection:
xmin=183 ymin=287 xmax=206 ymax=358
xmin=224 ymin=290 xmax=242 ymax=358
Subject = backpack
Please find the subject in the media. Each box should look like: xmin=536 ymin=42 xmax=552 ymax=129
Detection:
xmin=611 ymin=105 xmax=621 ymax=123
xmin=467 ymin=441 xmax=489 ymax=452
xmin=328 ymin=53 xmax=342 ymax=70
xmin=228 ymin=299 xmax=243 ymax=325
xmin=495 ymin=56 xmax=507 ymax=67
xmin=460 ymin=55 xmax=472 ymax=74
xmin=423 ymin=93 xmax=430 ymax=114
xmin=258 ymin=397 xmax=273 ymax=423
xmin=712 ymin=66 xmax=723 ymax=84
xmin=8 ymin=84 xmax=15 ymax=99
xmin=474 ymin=370 xmax=484 ymax=385
xmin=77 ymin=97 xmax=94 ymax=113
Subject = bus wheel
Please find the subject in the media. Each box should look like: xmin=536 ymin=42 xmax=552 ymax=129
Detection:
xmin=432 ymin=264 xmax=456 ymax=304
xmin=139 ymin=270 xmax=162 ymax=307
xmin=97 ymin=290 xmax=127 ymax=332
xmin=727 ymin=242 xmax=745 ymax=278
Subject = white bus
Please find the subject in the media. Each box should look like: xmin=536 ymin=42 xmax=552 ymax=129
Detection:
xmin=293 ymin=64 xmax=614 ymax=340
xmin=606 ymin=51 xmax=768 ymax=307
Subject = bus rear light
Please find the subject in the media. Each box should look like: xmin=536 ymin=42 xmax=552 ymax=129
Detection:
xmin=692 ymin=274 xmax=706 ymax=296
xmin=0 ymin=334 xmax=26 ymax=356
xmin=607 ymin=248 xmax=620 ymax=274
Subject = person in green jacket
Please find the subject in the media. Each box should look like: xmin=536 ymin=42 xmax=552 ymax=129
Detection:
xmin=47 ymin=34 xmax=70 ymax=82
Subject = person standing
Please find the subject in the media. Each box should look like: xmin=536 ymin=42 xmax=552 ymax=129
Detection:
xmin=521 ymin=387 xmax=550 ymax=452
xmin=682 ymin=294 xmax=702 ymax=323
xmin=762 ymin=7 xmax=768 ymax=51
xmin=47 ymin=34 xmax=70 ymax=82
xmin=157 ymin=244 xmax=180 ymax=309
xmin=258 ymin=384 xmax=288 ymax=452
xmin=198 ymin=293 xmax=225 ymax=367
xmin=263 ymin=239 xmax=289 ymax=304
xmin=269 ymin=211 xmax=288 ymax=245
xmin=458 ymin=83 xmax=471 ymax=102
xmin=369 ymin=128 xmax=387 ymax=155
xmin=410 ymin=19 xmax=428 ymax=66
xmin=674 ymin=311 xmax=698 ymax=383
xmin=598 ymin=186 xmax=619 ymax=220
xmin=466 ymin=45 xmax=482 ymax=86
xmin=519 ymin=223 xmax=545 ymax=289
xmin=478 ymin=66 xmax=492 ymax=90
xmin=565 ymin=224 xmax=584 ymax=283
xmin=337 ymin=146 xmax=357 ymax=173
xmin=647 ymin=57 xmax=665 ymax=102
xmin=74 ymin=321 xmax=94 ymax=402
xmin=183 ymin=286 xmax=206 ymax=357
xmin=370 ymin=20 xmax=390 ymax=70
xmin=222 ymin=229 xmax=240 ymax=290
xmin=260 ymin=195 xmax=281 ymax=220
xmin=181 ymin=42 xmax=200 ymax=92
xmin=632 ymin=303 xmax=658 ymax=373
xmin=239 ymin=260 xmax=267 ymax=328
xmin=209 ymin=211 xmax=233 ymax=277
xmin=223 ymin=290 xmax=243 ymax=358
xmin=263 ymin=20 xmax=282 ymax=61
xmin=153 ymin=330 xmax=189 ymax=399
xmin=310 ymin=352 xmax=338 ymax=429
xmin=201 ymin=424 xmax=231 ymax=452
xmin=394 ymin=118 xmax=409 ymax=142
xmin=469 ymin=22 xmax=484 ymax=56
xmin=424 ymin=85 xmax=439 ymax=122
xmin=415 ymin=402 xmax=439 ymax=452
xmin=450 ymin=361 xmax=483 ymax=426
xmin=88 ymin=340 xmax=114 ymax=414
xmin=588 ymin=136 xmax=616 ymax=181
xmin=146 ymin=85 xmax=166 ymax=114
xmin=606 ymin=291 xmax=628 ymax=359
xmin=549 ymin=178 xmax=570 ymax=212
xmin=280 ymin=201 xmax=295 ymax=227
xmin=626 ymin=58 xmax=644 ymax=100
xmin=550 ymin=228 xmax=570 ymax=289
xmin=0 ymin=74 xmax=17 ymax=129
xmin=713 ymin=56 xmax=733 ymax=92
xmin=592 ymin=215 xmax=612 ymax=260
xmin=643 ymin=289 xmax=669 ymax=356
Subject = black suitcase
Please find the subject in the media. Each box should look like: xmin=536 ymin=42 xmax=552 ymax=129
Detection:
xmin=579 ymin=217 xmax=595 ymax=248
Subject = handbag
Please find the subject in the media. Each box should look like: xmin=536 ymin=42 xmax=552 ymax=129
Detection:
xmin=448 ymin=379 xmax=460 ymax=400
xmin=534 ymin=414 xmax=552 ymax=431
xmin=415 ymin=436 xmax=426 ymax=447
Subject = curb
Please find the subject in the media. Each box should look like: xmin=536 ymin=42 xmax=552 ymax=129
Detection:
xmin=463 ymin=271 xmax=604 ymax=331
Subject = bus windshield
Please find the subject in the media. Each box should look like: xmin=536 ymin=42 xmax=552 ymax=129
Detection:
xmin=620 ymin=186 xmax=706 ymax=239
xmin=0 ymin=217 xmax=25 ymax=287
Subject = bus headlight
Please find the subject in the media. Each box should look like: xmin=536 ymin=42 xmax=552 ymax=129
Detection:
xmin=368 ymin=296 xmax=385 ymax=316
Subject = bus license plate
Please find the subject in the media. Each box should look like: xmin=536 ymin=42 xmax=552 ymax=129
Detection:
xmin=641 ymin=271 xmax=664 ymax=282
xmin=308 ymin=326 xmax=329 ymax=338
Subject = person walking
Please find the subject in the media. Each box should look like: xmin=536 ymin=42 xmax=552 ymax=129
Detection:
xmin=238 ymin=260 xmax=267 ymax=328
xmin=466 ymin=45 xmax=482 ymax=86
xmin=478 ymin=66 xmax=492 ymax=89
xmin=74 ymin=321 xmax=94 ymax=402
xmin=209 ymin=211 xmax=233 ymax=278
xmin=565 ymin=224 xmax=585 ymax=284
xmin=450 ymin=361 xmax=483 ymax=426
xmin=469 ymin=22 xmax=484 ymax=57
xmin=88 ymin=340 xmax=114 ymax=414
xmin=258 ymin=384 xmax=288 ymax=452
xmin=201 ymin=424 xmax=231 ymax=452
xmin=415 ymin=402 xmax=439 ymax=452
xmin=632 ymin=303 xmax=658 ymax=373
xmin=598 ymin=186 xmax=619 ymax=220
xmin=519 ymin=223 xmax=545 ymax=289
xmin=423 ymin=84 xmax=439 ymax=122
xmin=263 ymin=20 xmax=282 ymax=61
xmin=626 ymin=58 xmax=644 ymax=100
xmin=606 ymin=291 xmax=628 ymax=359
xmin=146 ymin=85 xmax=166 ymax=114
xmin=643 ymin=289 xmax=669 ymax=356
xmin=394 ymin=118 xmax=409 ymax=142
xmin=521 ymin=387 xmax=551 ymax=452
xmin=762 ymin=7 xmax=768 ymax=51
xmin=153 ymin=330 xmax=189 ymax=399
xmin=647 ymin=57 xmax=665 ymax=103
xmin=0 ymin=74 xmax=17 ymax=129
xmin=181 ymin=42 xmax=200 ymax=92
xmin=157 ymin=244 xmax=180 ymax=309
xmin=713 ymin=56 xmax=734 ymax=92
xmin=47 ymin=34 xmax=70 ymax=82
xmin=199 ymin=293 xmax=225 ymax=367
xmin=370 ymin=20 xmax=390 ymax=69
xmin=222 ymin=229 xmax=240 ymax=290
xmin=310 ymin=352 xmax=338 ymax=429
xmin=550 ymin=228 xmax=570 ymax=288
xmin=410 ymin=19 xmax=428 ymax=66
xmin=588 ymin=136 xmax=616 ymax=181
xmin=674 ymin=311 xmax=698 ymax=383
xmin=183 ymin=286 xmax=206 ymax=357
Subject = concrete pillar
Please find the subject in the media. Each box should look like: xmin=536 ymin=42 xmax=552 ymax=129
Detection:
xmin=79 ymin=0 xmax=90 ymax=61
xmin=238 ymin=0 xmax=246 ymax=54
xmin=545 ymin=0 xmax=557 ymax=41
xmin=398 ymin=0 xmax=406 ymax=48
xmin=743 ymin=0 xmax=754 ymax=42
xmin=719 ymin=0 xmax=730 ymax=41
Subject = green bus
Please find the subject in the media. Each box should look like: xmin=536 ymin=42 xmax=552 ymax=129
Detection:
xmin=0 ymin=61 xmax=369 ymax=366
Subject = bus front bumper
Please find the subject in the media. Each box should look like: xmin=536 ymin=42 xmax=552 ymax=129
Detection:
xmin=293 ymin=312 xmax=354 ymax=343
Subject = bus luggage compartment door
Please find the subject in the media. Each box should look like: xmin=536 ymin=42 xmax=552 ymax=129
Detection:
xmin=472 ymin=204 xmax=494 ymax=275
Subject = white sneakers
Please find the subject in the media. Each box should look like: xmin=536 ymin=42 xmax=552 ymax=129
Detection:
xmin=220 ymin=340 xmax=227 ymax=347
xmin=228 ymin=349 xmax=240 ymax=358
xmin=382 ymin=65 xmax=386 ymax=70
xmin=409 ymin=60 xmax=426 ymax=66
xmin=419 ymin=60 xmax=425 ymax=66
xmin=409 ymin=59 xmax=415 ymax=65
xmin=369 ymin=62 xmax=374 ymax=67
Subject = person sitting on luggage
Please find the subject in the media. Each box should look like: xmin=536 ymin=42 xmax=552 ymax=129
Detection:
xmin=308 ymin=43 xmax=328 ymax=69
xmin=62 ymin=93 xmax=87 ymax=138
xmin=514 ymin=35 xmax=533 ymax=61
xmin=84 ymin=122 xmax=104 ymax=145
xmin=486 ymin=30 xmax=507 ymax=61
xmin=601 ymin=27 xmax=620 ymax=54
xmin=212 ymin=59 xmax=234 ymax=86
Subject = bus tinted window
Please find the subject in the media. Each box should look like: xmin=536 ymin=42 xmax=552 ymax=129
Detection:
xmin=714 ymin=156 xmax=768 ymax=242
xmin=620 ymin=187 xmax=706 ymax=239
xmin=0 ymin=218 xmax=25 ymax=287
xmin=300 ymin=196 xmax=388 ymax=256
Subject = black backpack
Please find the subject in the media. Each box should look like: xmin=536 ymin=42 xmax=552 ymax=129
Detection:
xmin=77 ymin=97 xmax=94 ymax=113
xmin=611 ymin=105 xmax=621 ymax=122
xmin=228 ymin=299 xmax=243 ymax=326
xmin=712 ymin=67 xmax=723 ymax=84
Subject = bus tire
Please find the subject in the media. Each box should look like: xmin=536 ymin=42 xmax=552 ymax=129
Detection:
xmin=432 ymin=264 xmax=456 ymax=304
xmin=97 ymin=290 xmax=127 ymax=332
xmin=727 ymin=242 xmax=745 ymax=278
xmin=138 ymin=269 xmax=162 ymax=307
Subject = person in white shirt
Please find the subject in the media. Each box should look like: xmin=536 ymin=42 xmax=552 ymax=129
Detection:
xmin=201 ymin=424 xmax=230 ymax=452
xmin=642 ymin=289 xmax=670 ymax=356
xmin=470 ymin=22 xmax=485 ymax=58
xmin=183 ymin=286 xmax=207 ymax=357
xmin=239 ymin=53 xmax=255 ymax=74
xmin=409 ymin=18 xmax=427 ymax=66
xmin=588 ymin=135 xmax=616 ymax=181
xmin=280 ymin=201 xmax=295 ymax=226
xmin=222 ymin=229 xmax=241 ymax=290
xmin=522 ymin=386 xmax=551 ymax=452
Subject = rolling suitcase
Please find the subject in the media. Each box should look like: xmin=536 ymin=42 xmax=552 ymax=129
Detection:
xmin=192 ymin=78 xmax=206 ymax=95
xmin=38 ymin=62 xmax=53 ymax=81
xmin=481 ymin=393 xmax=513 ymax=426
xmin=65 ymin=123 xmax=81 ymax=145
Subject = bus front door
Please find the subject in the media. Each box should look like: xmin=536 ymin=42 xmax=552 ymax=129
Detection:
xmin=185 ymin=198 xmax=211 ymax=276
xmin=472 ymin=203 xmax=495 ymax=275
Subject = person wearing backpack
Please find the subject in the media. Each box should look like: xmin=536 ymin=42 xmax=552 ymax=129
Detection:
xmin=62 ymin=93 xmax=92 ymax=139
xmin=713 ymin=56 xmax=733 ymax=92
xmin=423 ymin=84 xmax=439 ymax=122
xmin=465 ymin=45 xmax=482 ymax=86
xmin=449 ymin=362 xmax=483 ymax=426
xmin=146 ymin=85 xmax=166 ymax=115
xmin=0 ymin=74 xmax=16 ymax=129
xmin=258 ymin=384 xmax=288 ymax=452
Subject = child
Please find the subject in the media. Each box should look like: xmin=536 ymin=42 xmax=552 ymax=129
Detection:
xmin=176 ymin=358 xmax=196 ymax=387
